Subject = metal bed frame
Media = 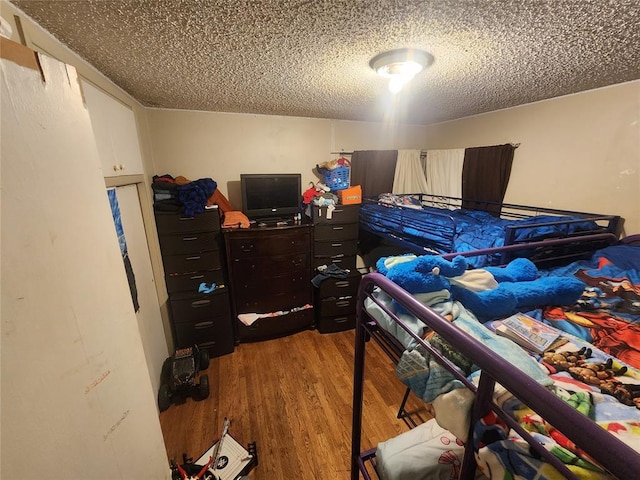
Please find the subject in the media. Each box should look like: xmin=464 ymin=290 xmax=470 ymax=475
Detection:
xmin=359 ymin=194 xmax=621 ymax=267
xmin=350 ymin=272 xmax=640 ymax=480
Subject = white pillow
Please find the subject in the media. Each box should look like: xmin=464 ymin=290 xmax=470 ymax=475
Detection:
xmin=376 ymin=418 xmax=464 ymax=480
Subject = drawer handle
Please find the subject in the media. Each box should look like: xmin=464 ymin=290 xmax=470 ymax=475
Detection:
xmin=194 ymin=321 xmax=214 ymax=329
xmin=331 ymin=253 xmax=345 ymax=259
xmin=182 ymin=236 xmax=198 ymax=241
xmin=331 ymin=243 xmax=343 ymax=247
xmin=334 ymin=317 xmax=348 ymax=324
xmin=179 ymin=217 xmax=195 ymax=221
xmin=190 ymin=274 xmax=205 ymax=280
xmin=336 ymin=300 xmax=350 ymax=308
xmin=241 ymin=245 xmax=254 ymax=252
xmin=335 ymin=281 xmax=350 ymax=288
xmin=186 ymin=255 xmax=201 ymax=261
xmin=332 ymin=226 xmax=344 ymax=231
xmin=191 ymin=300 xmax=211 ymax=308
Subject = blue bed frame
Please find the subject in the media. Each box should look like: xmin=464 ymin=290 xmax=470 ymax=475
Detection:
xmin=359 ymin=194 xmax=621 ymax=267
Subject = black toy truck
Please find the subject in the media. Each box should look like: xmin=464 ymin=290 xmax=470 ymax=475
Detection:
xmin=158 ymin=345 xmax=210 ymax=412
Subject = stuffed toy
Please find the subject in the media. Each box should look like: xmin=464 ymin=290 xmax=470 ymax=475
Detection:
xmin=377 ymin=254 xmax=586 ymax=322
xmin=377 ymin=254 xmax=467 ymax=295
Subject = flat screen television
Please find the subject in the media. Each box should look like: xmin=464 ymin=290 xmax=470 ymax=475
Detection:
xmin=240 ymin=173 xmax=302 ymax=220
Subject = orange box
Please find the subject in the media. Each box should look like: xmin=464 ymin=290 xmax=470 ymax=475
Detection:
xmin=338 ymin=185 xmax=362 ymax=205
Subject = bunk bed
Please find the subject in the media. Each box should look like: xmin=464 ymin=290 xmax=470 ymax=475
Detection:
xmin=359 ymin=194 xmax=621 ymax=268
xmin=351 ymin=239 xmax=640 ymax=480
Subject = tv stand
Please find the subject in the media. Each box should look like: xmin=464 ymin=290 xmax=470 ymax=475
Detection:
xmin=223 ymin=223 xmax=313 ymax=342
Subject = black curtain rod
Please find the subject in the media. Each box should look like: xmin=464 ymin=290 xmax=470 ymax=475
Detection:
xmin=330 ymin=143 xmax=520 ymax=156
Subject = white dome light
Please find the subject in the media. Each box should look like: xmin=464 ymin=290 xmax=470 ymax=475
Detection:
xmin=369 ymin=48 xmax=434 ymax=94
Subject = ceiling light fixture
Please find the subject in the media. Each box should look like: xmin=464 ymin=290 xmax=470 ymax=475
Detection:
xmin=369 ymin=48 xmax=434 ymax=94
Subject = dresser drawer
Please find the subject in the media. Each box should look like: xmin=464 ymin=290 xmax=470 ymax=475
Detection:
xmin=165 ymin=269 xmax=225 ymax=295
xmin=231 ymin=252 xmax=309 ymax=280
xmin=174 ymin=317 xmax=234 ymax=357
xmin=314 ymin=239 xmax=358 ymax=257
xmin=311 ymin=204 xmax=359 ymax=225
xmin=155 ymin=209 xmax=220 ymax=234
xmin=317 ymin=271 xmax=361 ymax=298
xmin=318 ymin=296 xmax=357 ymax=317
xmin=226 ymin=228 xmax=310 ymax=258
xmin=316 ymin=313 xmax=356 ymax=333
xmin=313 ymin=255 xmax=357 ymax=271
xmin=170 ymin=289 xmax=231 ymax=324
xmin=159 ymin=231 xmax=221 ymax=255
xmin=314 ymin=223 xmax=359 ymax=241
xmin=233 ymin=275 xmax=311 ymax=313
xmin=237 ymin=307 xmax=313 ymax=342
xmin=162 ymin=250 xmax=222 ymax=275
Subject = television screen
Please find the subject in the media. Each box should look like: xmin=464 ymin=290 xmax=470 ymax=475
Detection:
xmin=240 ymin=173 xmax=302 ymax=220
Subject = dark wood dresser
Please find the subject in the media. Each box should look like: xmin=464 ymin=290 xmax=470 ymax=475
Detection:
xmin=155 ymin=207 xmax=235 ymax=357
xmin=311 ymin=204 xmax=361 ymax=333
xmin=224 ymin=223 xmax=314 ymax=342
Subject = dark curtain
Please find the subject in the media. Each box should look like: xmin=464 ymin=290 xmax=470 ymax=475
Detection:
xmin=462 ymin=144 xmax=515 ymax=215
xmin=350 ymin=150 xmax=398 ymax=197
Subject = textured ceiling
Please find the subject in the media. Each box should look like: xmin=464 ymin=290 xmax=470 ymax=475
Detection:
xmin=9 ymin=0 xmax=640 ymax=125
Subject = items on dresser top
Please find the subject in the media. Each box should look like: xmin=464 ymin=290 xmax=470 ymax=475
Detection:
xmin=152 ymin=174 xmax=234 ymax=215
xmin=222 ymin=210 xmax=251 ymax=229
xmin=155 ymin=207 xmax=235 ymax=358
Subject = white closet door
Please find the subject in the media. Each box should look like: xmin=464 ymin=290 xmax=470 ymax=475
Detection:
xmin=1 ymin=44 xmax=168 ymax=479
xmin=82 ymin=80 xmax=144 ymax=177
xmin=114 ymin=184 xmax=168 ymax=394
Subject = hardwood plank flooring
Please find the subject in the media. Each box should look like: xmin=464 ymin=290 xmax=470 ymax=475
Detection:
xmin=159 ymin=329 xmax=429 ymax=479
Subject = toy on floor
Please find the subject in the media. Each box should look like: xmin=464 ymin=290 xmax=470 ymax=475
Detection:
xmin=158 ymin=345 xmax=210 ymax=412
xmin=170 ymin=417 xmax=258 ymax=480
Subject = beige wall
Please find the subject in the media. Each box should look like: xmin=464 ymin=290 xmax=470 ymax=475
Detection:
xmin=147 ymin=81 xmax=639 ymax=235
xmin=422 ymin=81 xmax=640 ymax=235
xmin=146 ymin=109 xmax=428 ymax=208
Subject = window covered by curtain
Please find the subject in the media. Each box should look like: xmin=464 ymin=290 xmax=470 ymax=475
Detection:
xmin=423 ymin=148 xmax=465 ymax=199
xmin=392 ymin=149 xmax=428 ymax=194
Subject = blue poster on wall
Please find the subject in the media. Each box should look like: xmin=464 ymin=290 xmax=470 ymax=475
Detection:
xmin=107 ymin=188 xmax=140 ymax=312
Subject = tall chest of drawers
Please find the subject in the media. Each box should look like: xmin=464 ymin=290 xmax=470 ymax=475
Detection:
xmin=155 ymin=207 xmax=234 ymax=357
xmin=311 ymin=204 xmax=361 ymax=333
xmin=224 ymin=224 xmax=314 ymax=342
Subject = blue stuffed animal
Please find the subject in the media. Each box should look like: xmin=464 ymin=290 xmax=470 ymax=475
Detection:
xmin=377 ymin=255 xmax=467 ymax=296
xmin=378 ymin=254 xmax=586 ymax=322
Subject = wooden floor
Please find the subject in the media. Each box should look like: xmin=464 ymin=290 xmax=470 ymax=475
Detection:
xmin=159 ymin=328 xmax=429 ymax=479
